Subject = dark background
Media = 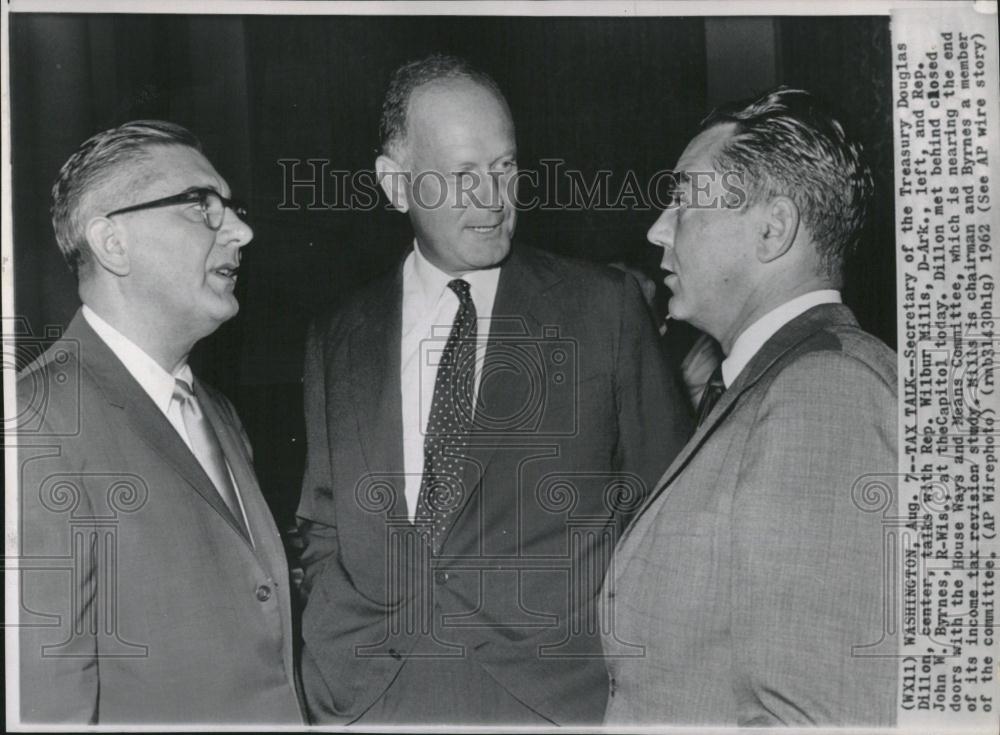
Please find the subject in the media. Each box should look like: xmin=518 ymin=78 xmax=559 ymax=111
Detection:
xmin=10 ymin=13 xmax=895 ymax=529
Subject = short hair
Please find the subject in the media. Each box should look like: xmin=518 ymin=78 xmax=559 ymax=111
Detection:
xmin=379 ymin=54 xmax=508 ymax=159
xmin=51 ymin=120 xmax=202 ymax=276
xmin=700 ymin=87 xmax=873 ymax=279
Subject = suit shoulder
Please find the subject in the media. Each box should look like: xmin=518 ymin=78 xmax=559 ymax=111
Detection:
xmin=516 ymin=247 xmax=636 ymax=322
xmin=773 ymin=329 xmax=897 ymax=405
xmin=786 ymin=323 xmax=896 ymax=390
xmin=308 ymin=262 xmax=400 ymax=340
xmin=16 ymin=339 xmax=86 ymax=431
xmin=829 ymin=324 xmax=897 ymax=379
xmin=520 ymin=245 xmax=626 ymax=290
xmin=17 ymin=335 xmax=76 ymax=383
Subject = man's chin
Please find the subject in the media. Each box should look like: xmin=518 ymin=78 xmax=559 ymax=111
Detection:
xmin=203 ymin=296 xmax=240 ymax=328
xmin=667 ymin=298 xmax=688 ymax=323
xmin=468 ymin=236 xmax=512 ymax=269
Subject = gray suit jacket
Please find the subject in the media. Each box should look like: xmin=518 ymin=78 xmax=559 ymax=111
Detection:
xmin=602 ymin=304 xmax=898 ymax=727
xmin=16 ymin=312 xmax=303 ymax=724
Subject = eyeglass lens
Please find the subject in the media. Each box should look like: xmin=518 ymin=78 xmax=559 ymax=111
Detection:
xmin=201 ymin=191 xmax=248 ymax=230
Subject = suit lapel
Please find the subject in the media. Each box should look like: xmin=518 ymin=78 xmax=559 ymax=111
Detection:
xmin=71 ymin=312 xmax=254 ymax=547
xmin=348 ymin=263 xmax=406 ymax=517
xmin=630 ymin=304 xmax=859 ymax=520
xmin=197 ymin=382 xmax=262 ymax=547
xmin=199 ymin=384 xmax=291 ymax=604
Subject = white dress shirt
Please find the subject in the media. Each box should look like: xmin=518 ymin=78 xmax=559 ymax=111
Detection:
xmin=82 ymin=305 xmax=252 ymax=538
xmin=720 ymin=290 xmax=842 ymax=388
xmin=400 ymin=242 xmax=500 ymax=522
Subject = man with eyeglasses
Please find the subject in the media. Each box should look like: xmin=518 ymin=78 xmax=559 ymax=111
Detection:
xmin=15 ymin=120 xmax=303 ymax=724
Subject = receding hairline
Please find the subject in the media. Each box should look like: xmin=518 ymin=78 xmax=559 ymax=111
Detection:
xmin=85 ymin=141 xmax=203 ymax=212
xmin=388 ymin=76 xmax=514 ymax=160
xmin=680 ymin=121 xmax=739 ymax=172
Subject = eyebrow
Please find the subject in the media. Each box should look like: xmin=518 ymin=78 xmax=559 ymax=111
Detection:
xmin=491 ymin=149 xmax=517 ymax=164
xmin=449 ymin=149 xmax=518 ymax=170
xmin=181 ymin=184 xmax=236 ymax=200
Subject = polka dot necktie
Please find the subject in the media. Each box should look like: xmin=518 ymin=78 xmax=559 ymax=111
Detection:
xmin=416 ymin=279 xmax=477 ymax=551
xmin=695 ymin=364 xmax=726 ymax=427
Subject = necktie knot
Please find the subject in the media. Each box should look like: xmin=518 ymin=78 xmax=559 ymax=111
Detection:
xmin=448 ymin=278 xmax=472 ymax=304
xmin=173 ymin=378 xmax=195 ymax=403
xmin=706 ymin=365 xmax=725 ymax=392
xmin=695 ymin=365 xmax=726 ymax=427
xmin=445 ymin=278 xmax=476 ymax=345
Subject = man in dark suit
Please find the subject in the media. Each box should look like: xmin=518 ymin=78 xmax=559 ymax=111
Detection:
xmin=296 ymin=55 xmax=691 ymax=725
xmin=15 ymin=121 xmax=303 ymax=724
xmin=602 ymin=88 xmax=897 ymax=726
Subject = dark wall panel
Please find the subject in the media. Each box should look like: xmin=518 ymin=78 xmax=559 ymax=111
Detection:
xmin=778 ymin=16 xmax=896 ymax=345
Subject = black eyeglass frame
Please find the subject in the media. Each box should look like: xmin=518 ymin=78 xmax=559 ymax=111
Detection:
xmin=105 ymin=187 xmax=248 ymax=231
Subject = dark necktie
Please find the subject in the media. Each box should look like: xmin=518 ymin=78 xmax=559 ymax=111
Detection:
xmin=416 ymin=279 xmax=478 ymax=551
xmin=173 ymin=378 xmax=249 ymax=539
xmin=695 ymin=365 xmax=726 ymax=427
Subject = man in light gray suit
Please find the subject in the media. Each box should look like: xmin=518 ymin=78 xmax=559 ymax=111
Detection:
xmin=602 ymin=88 xmax=897 ymax=726
xmin=16 ymin=121 xmax=303 ymax=724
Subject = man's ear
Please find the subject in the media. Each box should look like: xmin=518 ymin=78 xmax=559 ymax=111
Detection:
xmin=756 ymin=195 xmax=799 ymax=264
xmin=375 ymin=154 xmax=410 ymax=213
xmin=84 ymin=217 xmax=130 ymax=276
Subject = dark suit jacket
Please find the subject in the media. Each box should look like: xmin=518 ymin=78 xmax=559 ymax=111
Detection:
xmin=602 ymin=304 xmax=898 ymax=726
xmin=16 ymin=312 xmax=303 ymax=725
xmin=297 ymin=245 xmax=692 ymax=724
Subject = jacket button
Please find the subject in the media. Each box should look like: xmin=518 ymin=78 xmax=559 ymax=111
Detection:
xmin=255 ymin=584 xmax=272 ymax=602
xmin=434 ymin=571 xmax=449 ymax=585
xmin=609 ymin=677 xmax=617 ymax=696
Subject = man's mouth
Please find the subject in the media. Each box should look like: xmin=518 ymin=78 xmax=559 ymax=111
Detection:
xmin=468 ymin=222 xmax=503 ymax=234
xmin=212 ymin=265 xmax=239 ymax=282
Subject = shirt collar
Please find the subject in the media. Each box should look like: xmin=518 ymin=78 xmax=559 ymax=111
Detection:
xmin=82 ymin=305 xmax=191 ymax=413
xmin=410 ymin=238 xmax=501 ymax=313
xmin=720 ymin=290 xmax=841 ymax=388
xmin=411 ymin=239 xmax=456 ymax=311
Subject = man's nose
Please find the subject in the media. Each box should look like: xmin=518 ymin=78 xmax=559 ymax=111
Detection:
xmin=464 ymin=170 xmax=504 ymax=210
xmin=218 ymin=207 xmax=254 ymax=248
xmin=486 ymin=170 xmax=505 ymax=210
xmin=647 ymin=209 xmax=675 ymax=250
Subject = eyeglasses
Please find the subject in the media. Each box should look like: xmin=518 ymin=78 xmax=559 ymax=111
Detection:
xmin=105 ymin=187 xmax=249 ymax=231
